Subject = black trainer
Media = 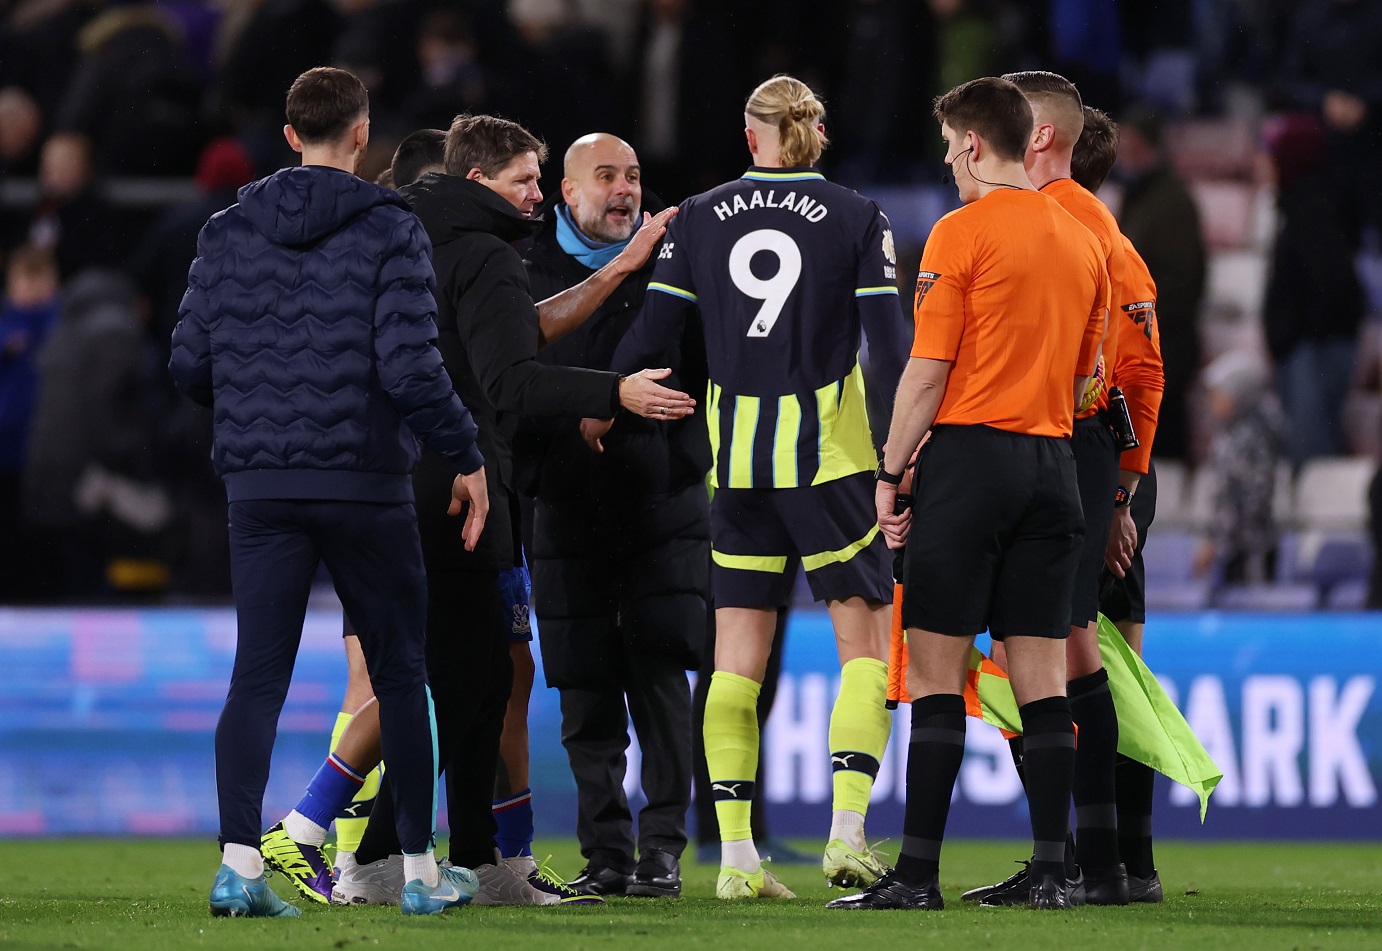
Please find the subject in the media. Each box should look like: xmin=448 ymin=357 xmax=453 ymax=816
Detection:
xmin=964 ymin=860 xmax=1029 ymax=904
xmin=1028 ymin=871 xmax=1071 ymax=910
xmin=568 ymin=864 xmax=633 ymax=896
xmin=1127 ymin=869 xmax=1163 ymax=903
xmin=1082 ymin=863 xmax=1130 ymax=906
xmin=826 ymin=871 xmax=943 ymax=911
xmin=625 ymin=849 xmax=681 ymax=898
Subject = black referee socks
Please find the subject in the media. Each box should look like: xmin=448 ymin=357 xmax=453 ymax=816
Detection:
xmin=1069 ymin=668 xmax=1121 ymax=874
xmin=1019 ymin=696 xmax=1077 ymax=883
xmin=895 ymin=693 xmax=967 ymax=884
xmin=1116 ymin=753 xmax=1157 ymax=878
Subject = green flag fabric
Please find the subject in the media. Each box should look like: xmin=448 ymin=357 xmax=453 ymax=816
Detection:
xmin=1097 ymin=613 xmax=1222 ymax=821
xmin=964 ymin=615 xmax=1222 ymax=821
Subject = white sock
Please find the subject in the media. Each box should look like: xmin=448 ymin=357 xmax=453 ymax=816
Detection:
xmin=223 ymin=842 xmax=264 ymax=878
xmin=283 ymin=810 xmax=328 ymax=847
xmin=830 ymin=809 xmax=867 ymax=851
xmin=404 ymin=851 xmax=440 ymax=887
xmin=721 ymin=838 xmax=761 ymax=873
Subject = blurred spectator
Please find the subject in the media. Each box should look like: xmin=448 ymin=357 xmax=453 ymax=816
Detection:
xmin=129 ymin=137 xmax=257 ymax=360
xmin=507 ymin=0 xmax=606 ymax=162
xmin=1047 ymin=0 xmax=1121 ymax=111
xmin=1261 ymin=112 xmax=1364 ymax=467
xmin=831 ymin=0 xmax=923 ymax=181
xmin=0 ymin=245 xmax=60 ymax=600
xmin=932 ymin=0 xmax=1001 ymax=93
xmin=53 ymin=5 xmax=202 ymax=175
xmin=629 ymin=0 xmax=746 ymax=202
xmin=402 ymin=6 xmax=500 ymax=131
xmin=0 ymin=86 xmax=42 ymax=176
xmin=1116 ymin=107 xmax=1206 ymax=460
xmin=209 ymin=0 xmax=343 ymax=162
xmin=16 ymin=132 xmax=128 ymax=278
xmin=24 ymin=270 xmax=170 ymax=599
xmin=1280 ymin=0 xmax=1382 ymax=232
xmin=1193 ymin=350 xmax=1285 ymax=584
xmin=0 ymin=0 xmax=97 ymax=126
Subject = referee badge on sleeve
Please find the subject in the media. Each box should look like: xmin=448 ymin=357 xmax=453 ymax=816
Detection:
xmin=915 ymin=270 xmax=941 ymax=310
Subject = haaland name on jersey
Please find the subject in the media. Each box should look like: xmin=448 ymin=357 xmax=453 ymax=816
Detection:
xmin=712 ymin=188 xmax=829 ymax=223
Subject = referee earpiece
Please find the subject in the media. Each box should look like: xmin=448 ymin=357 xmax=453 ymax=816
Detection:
xmin=941 ymin=146 xmax=972 ymax=185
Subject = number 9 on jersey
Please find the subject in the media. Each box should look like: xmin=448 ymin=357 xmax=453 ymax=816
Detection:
xmin=730 ymin=229 xmax=803 ymax=338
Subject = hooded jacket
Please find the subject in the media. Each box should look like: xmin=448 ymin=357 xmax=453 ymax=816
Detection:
xmin=169 ymin=165 xmax=482 ymax=504
xmin=398 ymin=173 xmax=621 ymax=567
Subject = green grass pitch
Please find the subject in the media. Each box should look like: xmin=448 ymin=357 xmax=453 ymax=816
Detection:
xmin=1 ymin=839 xmax=1379 ymax=951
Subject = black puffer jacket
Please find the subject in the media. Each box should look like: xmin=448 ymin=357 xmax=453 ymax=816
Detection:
xmin=516 ymin=197 xmax=711 ymax=514
xmin=400 ymin=174 xmax=623 ymax=569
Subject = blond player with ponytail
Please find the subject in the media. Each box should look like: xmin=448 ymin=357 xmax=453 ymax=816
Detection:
xmin=608 ymin=74 xmax=911 ymax=902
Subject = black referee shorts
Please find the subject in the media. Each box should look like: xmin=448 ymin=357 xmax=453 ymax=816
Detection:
xmin=1099 ymin=459 xmax=1157 ymax=624
xmin=901 ymin=424 xmax=1084 ymax=640
xmin=710 ymin=472 xmax=892 ymax=608
xmin=1070 ymin=415 xmax=1119 ymax=628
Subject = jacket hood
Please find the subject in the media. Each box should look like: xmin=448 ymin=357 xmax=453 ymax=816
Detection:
xmin=237 ymin=166 xmax=407 ymax=247
xmin=400 ymin=172 xmax=540 ymax=247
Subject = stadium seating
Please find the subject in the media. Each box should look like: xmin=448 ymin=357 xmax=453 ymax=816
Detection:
xmin=1214 ymin=582 xmax=1319 ymax=611
xmin=1294 ymin=457 xmax=1373 ymax=531
xmin=1326 ymin=579 xmax=1369 ymax=611
xmin=1145 ymin=580 xmax=1213 ymax=612
xmin=1166 ymin=117 xmax=1257 ymax=180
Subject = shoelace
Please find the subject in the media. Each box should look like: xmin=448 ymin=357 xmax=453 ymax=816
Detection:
xmin=861 ymin=838 xmax=894 ymax=871
xmin=534 ymin=856 xmax=577 ymax=892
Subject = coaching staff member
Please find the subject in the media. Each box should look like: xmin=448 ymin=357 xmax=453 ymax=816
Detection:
xmin=350 ymin=114 xmax=692 ymax=892
xmin=836 ymin=76 xmax=1107 ymax=912
xmin=516 ymin=132 xmax=706 ymax=898
xmin=170 ymin=67 xmax=488 ymax=917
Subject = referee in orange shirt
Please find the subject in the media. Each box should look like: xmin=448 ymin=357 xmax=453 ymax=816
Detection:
xmin=1074 ymin=105 xmax=1167 ymax=903
xmin=829 ymin=76 xmax=1107 ymax=912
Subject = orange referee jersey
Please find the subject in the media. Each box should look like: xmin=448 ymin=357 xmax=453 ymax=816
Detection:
xmin=1111 ymin=236 xmax=1164 ymax=474
xmin=912 ymin=188 xmax=1107 ymax=438
xmin=1041 ymin=178 xmax=1126 ymax=424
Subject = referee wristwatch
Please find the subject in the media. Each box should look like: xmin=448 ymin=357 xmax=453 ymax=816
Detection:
xmin=1113 ymin=485 xmax=1133 ymax=508
xmin=876 ymin=462 xmax=904 ymax=486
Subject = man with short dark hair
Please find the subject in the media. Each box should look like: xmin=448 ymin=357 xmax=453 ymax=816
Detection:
xmin=390 ymin=129 xmax=446 ymax=189
xmin=836 ymin=76 xmax=1106 ymax=912
xmin=170 ymin=66 xmax=489 ymax=918
xmin=344 ymin=113 xmax=689 ymax=906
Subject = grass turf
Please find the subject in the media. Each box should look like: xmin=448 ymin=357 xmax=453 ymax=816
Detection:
xmin=1 ymin=839 xmax=1379 ymax=951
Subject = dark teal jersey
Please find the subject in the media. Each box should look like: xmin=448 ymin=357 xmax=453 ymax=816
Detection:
xmin=617 ymin=166 xmax=908 ymax=489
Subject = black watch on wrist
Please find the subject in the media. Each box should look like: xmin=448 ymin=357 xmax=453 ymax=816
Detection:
xmin=1113 ymin=485 xmax=1133 ymax=508
xmin=876 ymin=461 xmax=904 ymax=486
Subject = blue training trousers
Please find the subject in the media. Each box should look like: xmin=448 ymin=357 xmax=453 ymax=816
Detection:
xmin=217 ymin=499 xmax=438 ymax=855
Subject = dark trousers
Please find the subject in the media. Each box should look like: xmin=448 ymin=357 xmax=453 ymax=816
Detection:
xmin=691 ymin=606 xmax=788 ymax=845
xmin=532 ymin=488 xmax=707 ymax=869
xmin=357 ymin=565 xmax=512 ymax=869
xmin=218 ymin=499 xmax=435 ymax=854
xmin=559 ymin=653 xmax=692 ymax=872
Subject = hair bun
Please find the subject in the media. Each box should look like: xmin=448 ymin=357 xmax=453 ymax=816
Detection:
xmin=789 ymin=98 xmax=817 ymax=122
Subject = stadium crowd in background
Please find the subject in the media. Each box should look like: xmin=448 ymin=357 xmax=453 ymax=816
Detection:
xmin=0 ymin=0 xmax=1374 ymax=925
xmin=0 ymin=0 xmax=1380 ymax=603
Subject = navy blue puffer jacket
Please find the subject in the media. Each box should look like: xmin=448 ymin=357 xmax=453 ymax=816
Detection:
xmin=169 ymin=165 xmax=482 ymax=503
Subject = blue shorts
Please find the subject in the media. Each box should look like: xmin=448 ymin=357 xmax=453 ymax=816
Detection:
xmin=498 ymin=560 xmax=533 ymax=643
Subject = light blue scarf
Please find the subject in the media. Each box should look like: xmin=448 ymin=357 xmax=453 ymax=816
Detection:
xmin=555 ymin=204 xmax=635 ymax=270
